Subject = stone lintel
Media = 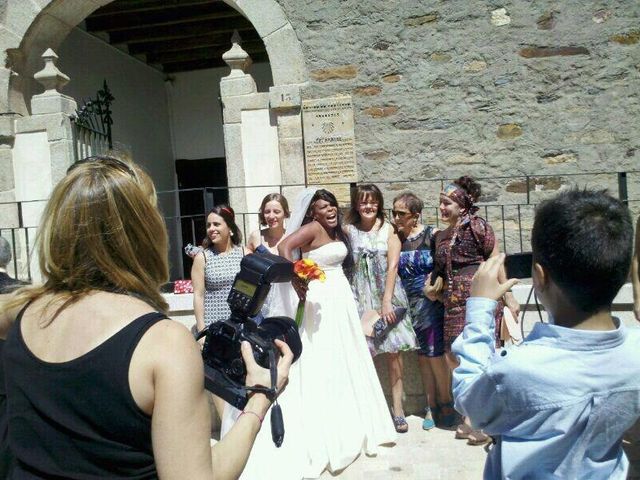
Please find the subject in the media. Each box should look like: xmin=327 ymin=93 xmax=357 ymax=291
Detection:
xmin=221 ymin=92 xmax=270 ymax=124
xmin=269 ymin=84 xmax=302 ymax=111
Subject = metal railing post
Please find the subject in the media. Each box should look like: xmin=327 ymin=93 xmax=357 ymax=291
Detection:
xmin=618 ymin=172 xmax=628 ymax=205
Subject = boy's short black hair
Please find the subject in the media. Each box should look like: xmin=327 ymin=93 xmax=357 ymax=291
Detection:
xmin=531 ymin=188 xmax=633 ymax=313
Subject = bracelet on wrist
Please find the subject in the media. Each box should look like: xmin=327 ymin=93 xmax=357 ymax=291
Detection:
xmin=239 ymin=409 xmax=264 ymax=424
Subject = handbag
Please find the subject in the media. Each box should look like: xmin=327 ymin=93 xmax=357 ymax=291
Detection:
xmin=361 ymin=307 xmax=407 ymax=339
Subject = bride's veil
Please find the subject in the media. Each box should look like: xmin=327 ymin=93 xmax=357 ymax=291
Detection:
xmin=284 ymin=187 xmax=318 ymax=261
xmin=266 ymin=187 xmax=318 ymax=318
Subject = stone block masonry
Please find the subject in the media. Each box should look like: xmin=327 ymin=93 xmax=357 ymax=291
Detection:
xmin=276 ymin=0 xmax=640 ymax=209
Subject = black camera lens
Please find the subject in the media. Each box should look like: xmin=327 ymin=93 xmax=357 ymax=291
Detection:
xmin=258 ymin=316 xmax=303 ymax=363
xmin=230 ymin=358 xmax=245 ymax=378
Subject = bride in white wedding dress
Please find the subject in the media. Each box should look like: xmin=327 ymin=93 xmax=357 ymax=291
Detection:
xmin=221 ymin=189 xmax=396 ymax=479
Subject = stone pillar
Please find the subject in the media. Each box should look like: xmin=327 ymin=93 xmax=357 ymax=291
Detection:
xmin=220 ymin=32 xmax=284 ymax=237
xmin=220 ymin=32 xmax=258 ymax=214
xmin=19 ymin=48 xmax=77 ymax=186
xmin=10 ymin=48 xmax=78 ymax=282
xmin=269 ymin=84 xmax=304 ymax=202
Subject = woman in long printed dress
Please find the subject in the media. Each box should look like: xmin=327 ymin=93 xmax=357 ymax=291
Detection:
xmin=346 ymin=184 xmax=417 ymax=433
xmin=392 ymin=192 xmax=455 ymax=430
xmin=432 ymin=176 xmax=519 ymax=444
xmin=191 ymin=204 xmax=244 ymax=417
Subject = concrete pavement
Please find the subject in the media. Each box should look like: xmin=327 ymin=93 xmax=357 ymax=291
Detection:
xmin=320 ymin=415 xmax=487 ymax=479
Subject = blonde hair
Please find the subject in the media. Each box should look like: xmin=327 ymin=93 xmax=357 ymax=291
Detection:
xmin=3 ymin=158 xmax=169 ymax=319
xmin=107 ymin=147 xmax=157 ymax=207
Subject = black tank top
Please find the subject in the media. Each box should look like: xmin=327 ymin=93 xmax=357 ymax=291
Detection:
xmin=4 ymin=308 xmax=167 ymax=479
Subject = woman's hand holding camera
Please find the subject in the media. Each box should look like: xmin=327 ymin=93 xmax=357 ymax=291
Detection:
xmin=241 ymin=339 xmax=293 ymax=417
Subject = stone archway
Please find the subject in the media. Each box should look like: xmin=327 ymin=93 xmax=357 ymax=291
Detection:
xmin=0 ymin=0 xmax=308 ymax=115
xmin=221 ymin=0 xmax=307 ymax=86
xmin=0 ymin=0 xmax=308 ymax=279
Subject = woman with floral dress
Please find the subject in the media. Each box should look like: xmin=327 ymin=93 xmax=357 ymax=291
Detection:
xmin=433 ymin=176 xmax=519 ymax=445
xmin=346 ymin=184 xmax=417 ymax=433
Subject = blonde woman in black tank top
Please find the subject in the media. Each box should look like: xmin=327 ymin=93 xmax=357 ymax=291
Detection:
xmin=0 ymin=156 xmax=292 ymax=480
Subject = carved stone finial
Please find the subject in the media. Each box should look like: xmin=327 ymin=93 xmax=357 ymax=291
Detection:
xmin=222 ymin=30 xmax=252 ymax=77
xmin=33 ymin=48 xmax=70 ymax=95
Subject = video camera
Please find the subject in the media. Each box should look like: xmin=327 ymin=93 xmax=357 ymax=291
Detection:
xmin=196 ymin=252 xmax=302 ymax=446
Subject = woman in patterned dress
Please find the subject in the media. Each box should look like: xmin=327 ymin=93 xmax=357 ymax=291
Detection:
xmin=432 ymin=176 xmax=519 ymax=444
xmin=392 ymin=192 xmax=455 ymax=430
xmin=191 ymin=204 xmax=244 ymax=417
xmin=346 ymin=184 xmax=417 ymax=433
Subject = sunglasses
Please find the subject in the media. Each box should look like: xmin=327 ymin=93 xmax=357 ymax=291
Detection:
xmin=66 ymin=155 xmax=137 ymax=178
xmin=391 ymin=210 xmax=413 ymax=218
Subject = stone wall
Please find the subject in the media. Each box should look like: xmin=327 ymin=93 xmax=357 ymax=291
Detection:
xmin=277 ymin=0 xmax=640 ymax=227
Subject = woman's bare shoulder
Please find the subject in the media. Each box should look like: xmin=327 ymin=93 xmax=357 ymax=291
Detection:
xmin=248 ymin=229 xmax=261 ymax=245
xmin=134 ymin=317 xmax=200 ymax=372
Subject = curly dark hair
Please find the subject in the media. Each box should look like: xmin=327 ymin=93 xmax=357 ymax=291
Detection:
xmin=305 ymin=189 xmax=355 ymax=280
xmin=454 ymin=176 xmax=482 ymax=202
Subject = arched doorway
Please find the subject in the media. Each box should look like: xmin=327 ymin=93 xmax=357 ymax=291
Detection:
xmin=0 ymin=0 xmax=308 ymax=281
xmin=0 ymin=0 xmax=307 ymax=114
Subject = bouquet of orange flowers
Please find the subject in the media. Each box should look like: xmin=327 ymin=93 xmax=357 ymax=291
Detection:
xmin=293 ymin=258 xmax=326 ymax=327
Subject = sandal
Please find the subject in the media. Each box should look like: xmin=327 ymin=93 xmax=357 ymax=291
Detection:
xmin=422 ymin=407 xmax=436 ymax=431
xmin=467 ymin=429 xmax=491 ymax=446
xmin=455 ymin=422 xmax=472 ymax=439
xmin=393 ymin=415 xmax=409 ymax=433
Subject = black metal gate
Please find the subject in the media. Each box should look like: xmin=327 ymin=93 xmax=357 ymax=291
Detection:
xmin=71 ymin=80 xmax=114 ymax=161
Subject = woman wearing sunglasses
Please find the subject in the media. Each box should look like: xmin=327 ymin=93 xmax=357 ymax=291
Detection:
xmin=391 ymin=192 xmax=455 ymax=432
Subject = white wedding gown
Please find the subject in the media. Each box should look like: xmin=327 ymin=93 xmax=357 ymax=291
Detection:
xmin=221 ymin=242 xmax=396 ymax=479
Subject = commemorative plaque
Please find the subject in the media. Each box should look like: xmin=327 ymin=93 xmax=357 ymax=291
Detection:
xmin=302 ymin=95 xmax=357 ymax=203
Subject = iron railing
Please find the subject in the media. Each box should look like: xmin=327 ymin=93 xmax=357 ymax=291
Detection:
xmin=159 ymin=170 xmax=640 ymax=278
xmin=2 ymin=170 xmax=639 ymax=282
xmin=71 ymin=80 xmax=114 ymax=161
